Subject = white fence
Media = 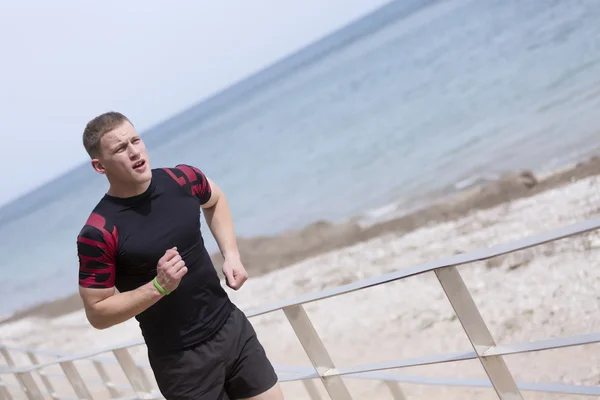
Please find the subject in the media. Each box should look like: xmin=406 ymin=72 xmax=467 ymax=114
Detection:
xmin=2 ymin=217 xmax=600 ymax=399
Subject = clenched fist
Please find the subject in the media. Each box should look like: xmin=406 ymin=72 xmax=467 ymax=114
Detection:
xmin=222 ymin=255 xmax=248 ymax=291
xmin=155 ymin=247 xmax=188 ymax=293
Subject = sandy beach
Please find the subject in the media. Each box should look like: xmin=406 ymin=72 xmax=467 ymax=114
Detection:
xmin=2 ymin=156 xmax=600 ymax=399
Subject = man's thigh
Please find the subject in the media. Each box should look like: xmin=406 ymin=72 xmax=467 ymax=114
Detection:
xmin=224 ymin=306 xmax=283 ymax=400
xmin=238 ymin=383 xmax=284 ymax=400
xmin=148 ymin=342 xmax=229 ymax=400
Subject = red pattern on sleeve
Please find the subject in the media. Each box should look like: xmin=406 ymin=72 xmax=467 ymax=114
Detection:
xmin=77 ymin=213 xmax=118 ymax=288
xmin=163 ymin=164 xmax=212 ymax=205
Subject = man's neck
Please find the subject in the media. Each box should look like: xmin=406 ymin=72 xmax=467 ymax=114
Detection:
xmin=106 ymin=178 xmax=151 ymax=199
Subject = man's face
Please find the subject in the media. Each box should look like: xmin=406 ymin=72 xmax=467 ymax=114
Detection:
xmin=92 ymin=121 xmax=152 ymax=186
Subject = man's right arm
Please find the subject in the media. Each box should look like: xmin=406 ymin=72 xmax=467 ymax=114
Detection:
xmin=77 ymin=220 xmax=186 ymax=330
xmin=79 ymin=284 xmax=164 ymax=330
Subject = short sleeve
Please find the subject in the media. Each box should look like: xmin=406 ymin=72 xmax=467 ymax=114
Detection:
xmin=77 ymin=213 xmax=118 ymax=289
xmin=174 ymin=164 xmax=213 ymax=205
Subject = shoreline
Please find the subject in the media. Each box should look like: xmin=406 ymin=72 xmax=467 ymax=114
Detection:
xmin=2 ymin=152 xmax=600 ymax=325
xmin=2 ymin=156 xmax=599 ymax=399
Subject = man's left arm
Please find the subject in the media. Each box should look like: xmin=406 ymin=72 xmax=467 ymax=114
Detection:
xmin=200 ymin=176 xmax=248 ymax=290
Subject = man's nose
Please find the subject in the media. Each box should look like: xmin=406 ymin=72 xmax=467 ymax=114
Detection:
xmin=129 ymin=145 xmax=141 ymax=158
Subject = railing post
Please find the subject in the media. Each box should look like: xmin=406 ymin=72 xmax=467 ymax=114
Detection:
xmin=1 ymin=348 xmax=44 ymax=400
xmin=14 ymin=372 xmax=44 ymax=400
xmin=92 ymin=360 xmax=121 ymax=398
xmin=0 ymin=376 xmax=13 ymax=400
xmin=283 ymin=305 xmax=353 ymax=400
xmin=302 ymin=380 xmax=323 ymax=400
xmin=385 ymin=381 xmax=407 ymax=400
xmin=27 ymin=352 xmax=57 ymax=399
xmin=59 ymin=361 xmax=93 ymax=399
xmin=113 ymin=348 xmax=153 ymax=396
xmin=435 ymin=266 xmax=523 ymax=400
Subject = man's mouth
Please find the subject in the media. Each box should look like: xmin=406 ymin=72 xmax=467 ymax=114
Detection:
xmin=133 ymin=160 xmax=146 ymax=170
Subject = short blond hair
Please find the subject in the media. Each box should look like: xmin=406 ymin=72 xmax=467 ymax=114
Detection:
xmin=82 ymin=111 xmax=131 ymax=158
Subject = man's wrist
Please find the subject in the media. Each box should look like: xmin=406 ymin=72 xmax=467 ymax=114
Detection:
xmin=222 ymin=250 xmax=240 ymax=261
xmin=152 ymin=277 xmax=171 ymax=295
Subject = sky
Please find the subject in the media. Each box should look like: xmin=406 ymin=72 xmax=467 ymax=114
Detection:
xmin=0 ymin=0 xmax=391 ymax=207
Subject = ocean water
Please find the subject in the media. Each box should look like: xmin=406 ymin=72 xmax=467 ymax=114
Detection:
xmin=2 ymin=0 xmax=600 ymax=317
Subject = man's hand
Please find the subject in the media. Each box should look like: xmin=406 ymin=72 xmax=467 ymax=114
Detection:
xmin=156 ymin=247 xmax=188 ymax=293
xmin=222 ymin=255 xmax=248 ymax=290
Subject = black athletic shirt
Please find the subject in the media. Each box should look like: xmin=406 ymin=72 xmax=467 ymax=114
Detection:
xmin=76 ymin=164 xmax=233 ymax=354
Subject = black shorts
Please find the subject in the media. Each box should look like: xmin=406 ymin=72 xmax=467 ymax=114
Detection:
xmin=147 ymin=305 xmax=279 ymax=399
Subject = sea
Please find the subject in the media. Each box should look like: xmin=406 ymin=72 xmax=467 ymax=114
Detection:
xmin=2 ymin=0 xmax=600 ymax=318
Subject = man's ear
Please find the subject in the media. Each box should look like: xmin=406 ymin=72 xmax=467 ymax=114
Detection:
xmin=91 ymin=159 xmax=106 ymax=175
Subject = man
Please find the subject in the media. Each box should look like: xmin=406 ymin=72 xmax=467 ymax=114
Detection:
xmin=76 ymin=111 xmax=284 ymax=400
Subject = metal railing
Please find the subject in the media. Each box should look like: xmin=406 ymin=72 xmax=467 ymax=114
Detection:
xmin=2 ymin=217 xmax=600 ymax=399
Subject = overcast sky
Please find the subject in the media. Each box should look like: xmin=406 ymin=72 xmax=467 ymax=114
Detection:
xmin=0 ymin=0 xmax=390 ymax=207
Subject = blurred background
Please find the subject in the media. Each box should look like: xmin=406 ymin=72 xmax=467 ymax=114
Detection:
xmin=3 ymin=1 xmax=600 ymax=399
xmin=1 ymin=0 xmax=599 ymax=329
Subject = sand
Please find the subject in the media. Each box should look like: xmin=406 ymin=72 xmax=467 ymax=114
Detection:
xmin=5 ymin=155 xmax=600 ymax=325
xmin=2 ymin=156 xmax=600 ymax=399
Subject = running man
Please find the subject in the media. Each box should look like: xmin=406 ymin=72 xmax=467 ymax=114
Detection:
xmin=76 ymin=111 xmax=284 ymax=399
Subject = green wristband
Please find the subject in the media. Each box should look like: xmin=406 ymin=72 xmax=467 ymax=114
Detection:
xmin=153 ymin=277 xmax=170 ymax=295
